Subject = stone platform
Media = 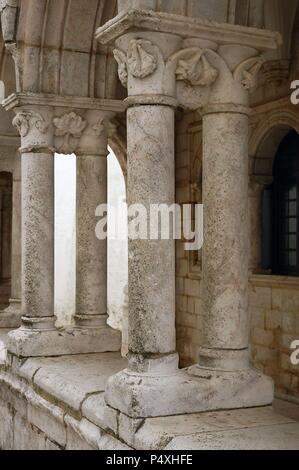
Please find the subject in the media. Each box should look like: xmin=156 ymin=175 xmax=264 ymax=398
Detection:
xmin=0 ymin=330 xmax=299 ymax=450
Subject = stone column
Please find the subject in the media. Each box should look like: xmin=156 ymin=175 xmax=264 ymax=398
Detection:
xmin=10 ymin=154 xmax=21 ymax=311
xmin=194 ymin=46 xmax=275 ymax=372
xmin=75 ymin=155 xmax=108 ymax=328
xmin=0 ymin=152 xmax=22 ymax=327
xmin=7 ymin=106 xmax=58 ymax=358
xmin=103 ymin=32 xmax=183 ymax=417
xmin=5 ymin=105 xmax=85 ymax=357
xmin=3 ymin=96 xmax=124 ymax=358
xmin=126 ymin=104 xmax=176 ymax=358
xmin=74 ymin=110 xmax=120 ymax=352
xmin=96 ymin=9 xmax=279 ymax=419
xmin=199 ymin=108 xmax=250 ymax=370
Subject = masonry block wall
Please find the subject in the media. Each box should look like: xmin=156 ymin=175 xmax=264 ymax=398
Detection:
xmin=250 ymin=278 xmax=299 ymax=402
xmin=175 ymin=111 xmax=201 ymax=368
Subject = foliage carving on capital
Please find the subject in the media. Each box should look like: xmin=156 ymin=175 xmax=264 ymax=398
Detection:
xmin=113 ymin=39 xmax=158 ymax=88
xmin=127 ymin=39 xmax=157 ymax=79
xmin=113 ymin=49 xmax=128 ymax=88
xmin=53 ymin=112 xmax=86 ymax=153
xmin=175 ymin=49 xmax=218 ymax=87
xmin=12 ymin=111 xmax=48 ymax=138
xmin=93 ymin=118 xmax=106 ymax=137
xmin=233 ymin=56 xmax=264 ymax=91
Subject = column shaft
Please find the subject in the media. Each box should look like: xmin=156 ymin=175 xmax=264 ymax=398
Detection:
xmin=21 ymin=151 xmax=55 ymax=328
xmin=75 ymin=154 xmax=107 ymax=327
xmin=127 ymin=105 xmax=176 ymax=356
xmin=11 ymin=161 xmax=21 ymax=304
xmin=200 ymin=111 xmax=249 ymax=369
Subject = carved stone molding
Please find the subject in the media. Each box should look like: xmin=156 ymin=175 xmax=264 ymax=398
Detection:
xmin=53 ymin=112 xmax=86 ymax=153
xmin=12 ymin=111 xmax=48 ymax=138
xmin=96 ymin=10 xmax=281 ymax=52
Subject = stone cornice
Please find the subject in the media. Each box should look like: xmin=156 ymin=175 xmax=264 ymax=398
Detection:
xmin=2 ymin=93 xmax=126 ymax=114
xmin=95 ymin=9 xmax=281 ymax=52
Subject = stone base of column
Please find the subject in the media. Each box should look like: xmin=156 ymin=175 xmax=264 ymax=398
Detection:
xmin=7 ymin=324 xmax=121 ymax=358
xmin=104 ymin=355 xmax=273 ymax=419
xmin=0 ymin=299 xmax=22 ymax=328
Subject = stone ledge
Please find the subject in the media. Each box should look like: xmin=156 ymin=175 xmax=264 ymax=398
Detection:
xmin=0 ymin=353 xmax=131 ymax=450
xmin=105 ymin=365 xmax=274 ymax=418
xmin=18 ymin=352 xmax=127 ymax=417
xmin=3 ymin=93 xmax=126 ymax=113
xmin=250 ymin=274 xmax=299 ymax=289
xmin=1 ymin=353 xmax=299 ymax=450
xmin=7 ymin=326 xmax=121 ymax=357
xmin=0 ymin=305 xmax=22 ymax=328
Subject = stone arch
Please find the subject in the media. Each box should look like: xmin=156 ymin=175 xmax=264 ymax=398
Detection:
xmin=249 ymin=108 xmax=299 ymax=272
xmin=250 ymin=109 xmax=299 ymax=179
xmin=3 ymin=0 xmax=123 ymax=99
xmin=108 ymin=123 xmax=127 ymax=183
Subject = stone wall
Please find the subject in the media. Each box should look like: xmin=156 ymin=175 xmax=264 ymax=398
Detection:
xmin=250 ymin=276 xmax=299 ymax=402
xmin=175 ymin=111 xmax=201 ymax=367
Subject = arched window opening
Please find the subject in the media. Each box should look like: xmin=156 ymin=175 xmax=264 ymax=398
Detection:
xmin=0 ymin=171 xmax=12 ymax=309
xmin=272 ymin=130 xmax=299 ymax=276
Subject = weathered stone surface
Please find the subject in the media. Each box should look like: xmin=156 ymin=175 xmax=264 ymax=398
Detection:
xmin=20 ymin=353 xmax=127 ymax=414
xmin=7 ymin=325 xmax=121 ymax=357
xmin=1 ymin=352 xmax=299 ymax=450
xmin=164 ymin=423 xmax=299 ymax=450
xmin=0 ymin=398 xmax=14 ymax=449
xmin=0 ymin=0 xmax=298 ymax=451
xmin=82 ymin=393 xmax=118 ymax=434
xmin=13 ymin=412 xmax=48 ymax=450
xmin=134 ymin=406 xmax=298 ymax=450
xmin=105 ymin=366 xmax=273 ymax=419
xmin=26 ymin=389 xmax=67 ymax=447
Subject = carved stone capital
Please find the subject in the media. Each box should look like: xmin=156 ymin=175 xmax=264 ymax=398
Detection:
xmin=97 ymin=9 xmax=280 ymax=111
xmin=53 ymin=111 xmax=86 ymax=154
xmin=4 ymin=93 xmax=125 ymax=154
xmin=12 ymin=110 xmax=48 ymax=138
xmin=12 ymin=107 xmax=53 ymax=152
xmin=112 ymin=33 xmax=266 ymax=112
xmin=113 ymin=32 xmax=179 ymax=98
xmin=76 ymin=109 xmax=115 ymax=156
